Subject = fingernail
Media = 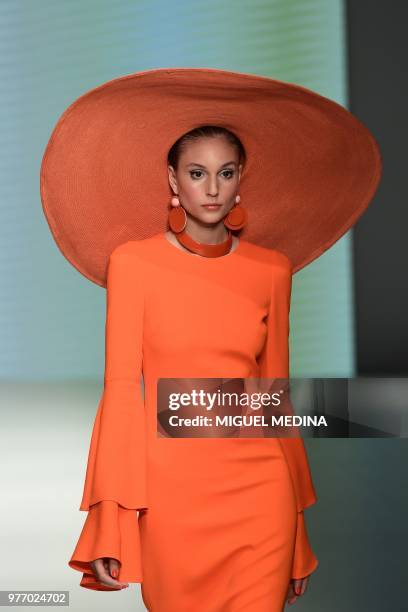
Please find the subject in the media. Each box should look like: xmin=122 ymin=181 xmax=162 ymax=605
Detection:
xmin=112 ymin=569 xmax=118 ymax=578
xmin=295 ymin=586 xmax=301 ymax=595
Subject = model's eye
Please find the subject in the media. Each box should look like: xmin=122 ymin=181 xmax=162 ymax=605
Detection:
xmin=190 ymin=170 xmax=204 ymax=179
xmin=221 ymin=169 xmax=235 ymax=179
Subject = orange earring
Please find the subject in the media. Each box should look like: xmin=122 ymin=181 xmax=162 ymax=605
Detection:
xmin=224 ymin=195 xmax=247 ymax=231
xmin=168 ymin=194 xmax=187 ymax=233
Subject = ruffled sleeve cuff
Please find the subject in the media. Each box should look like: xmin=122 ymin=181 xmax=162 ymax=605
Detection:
xmin=68 ymin=500 xmax=143 ymax=590
xmin=291 ymin=510 xmax=319 ymax=579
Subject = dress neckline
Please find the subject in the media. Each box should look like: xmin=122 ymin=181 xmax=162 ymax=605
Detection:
xmin=159 ymin=231 xmax=243 ymax=262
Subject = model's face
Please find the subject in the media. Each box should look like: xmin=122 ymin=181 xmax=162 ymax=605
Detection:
xmin=168 ymin=136 xmax=242 ymax=226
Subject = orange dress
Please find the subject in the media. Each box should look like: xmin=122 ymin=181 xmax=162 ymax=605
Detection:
xmin=69 ymin=232 xmax=319 ymax=610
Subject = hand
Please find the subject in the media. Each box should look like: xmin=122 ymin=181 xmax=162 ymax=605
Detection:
xmin=286 ymin=575 xmax=309 ymax=605
xmin=90 ymin=557 xmax=129 ymax=589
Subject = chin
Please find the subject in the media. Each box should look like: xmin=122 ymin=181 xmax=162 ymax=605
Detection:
xmin=197 ymin=215 xmax=225 ymax=227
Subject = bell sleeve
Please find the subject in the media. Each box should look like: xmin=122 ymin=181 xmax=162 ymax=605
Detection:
xmin=256 ymin=251 xmax=319 ymax=580
xmin=68 ymin=242 xmax=148 ymax=590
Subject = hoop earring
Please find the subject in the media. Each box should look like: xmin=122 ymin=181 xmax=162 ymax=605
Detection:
xmin=224 ymin=195 xmax=247 ymax=231
xmin=168 ymin=194 xmax=187 ymax=233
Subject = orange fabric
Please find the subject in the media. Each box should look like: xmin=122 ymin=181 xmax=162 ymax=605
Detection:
xmin=292 ymin=511 xmax=319 ymax=580
xmin=69 ymin=232 xmax=319 ymax=606
xmin=69 ymin=500 xmax=142 ymax=589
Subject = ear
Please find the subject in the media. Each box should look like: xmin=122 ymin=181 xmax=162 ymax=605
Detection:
xmin=168 ymin=165 xmax=178 ymax=193
xmin=238 ymin=163 xmax=243 ymax=182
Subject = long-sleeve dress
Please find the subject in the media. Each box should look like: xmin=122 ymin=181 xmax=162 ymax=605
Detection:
xmin=68 ymin=231 xmax=319 ymax=611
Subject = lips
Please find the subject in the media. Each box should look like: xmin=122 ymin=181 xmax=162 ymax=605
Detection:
xmin=202 ymin=204 xmax=222 ymax=207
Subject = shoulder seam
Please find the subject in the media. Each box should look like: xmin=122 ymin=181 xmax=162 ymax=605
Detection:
xmin=110 ymin=241 xmax=140 ymax=259
xmin=269 ymin=249 xmax=293 ymax=273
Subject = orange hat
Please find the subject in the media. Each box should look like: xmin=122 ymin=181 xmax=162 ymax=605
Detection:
xmin=40 ymin=67 xmax=382 ymax=286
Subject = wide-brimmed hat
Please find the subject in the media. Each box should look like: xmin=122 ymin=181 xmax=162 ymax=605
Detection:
xmin=40 ymin=67 xmax=382 ymax=286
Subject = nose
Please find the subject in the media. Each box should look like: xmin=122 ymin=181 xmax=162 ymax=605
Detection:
xmin=206 ymin=175 xmax=219 ymax=197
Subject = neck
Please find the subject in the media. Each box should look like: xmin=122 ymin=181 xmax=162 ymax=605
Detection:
xmin=181 ymin=220 xmax=230 ymax=245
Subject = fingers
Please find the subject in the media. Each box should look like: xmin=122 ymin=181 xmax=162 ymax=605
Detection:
xmin=286 ymin=581 xmax=298 ymax=605
xmin=90 ymin=558 xmax=129 ymax=589
xmin=108 ymin=558 xmax=121 ymax=580
xmin=299 ymin=576 xmax=309 ymax=596
xmin=286 ymin=576 xmax=309 ymax=605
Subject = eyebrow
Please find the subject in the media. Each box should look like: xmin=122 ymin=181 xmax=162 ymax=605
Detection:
xmin=186 ymin=161 xmax=237 ymax=168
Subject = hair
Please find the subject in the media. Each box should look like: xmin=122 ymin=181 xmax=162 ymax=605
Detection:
xmin=167 ymin=125 xmax=246 ymax=170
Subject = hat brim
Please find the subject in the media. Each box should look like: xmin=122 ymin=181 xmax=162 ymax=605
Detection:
xmin=40 ymin=67 xmax=382 ymax=286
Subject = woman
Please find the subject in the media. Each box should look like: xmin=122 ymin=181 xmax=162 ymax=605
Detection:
xmin=40 ymin=68 xmax=382 ymax=611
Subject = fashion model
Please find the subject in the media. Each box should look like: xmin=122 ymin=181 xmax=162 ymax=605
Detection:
xmin=40 ymin=68 xmax=382 ymax=611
